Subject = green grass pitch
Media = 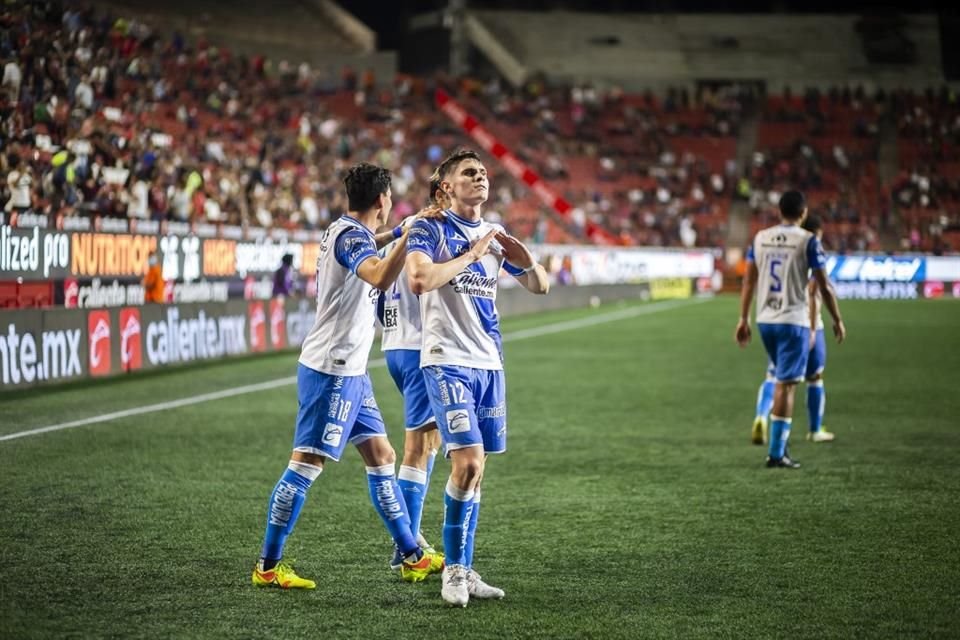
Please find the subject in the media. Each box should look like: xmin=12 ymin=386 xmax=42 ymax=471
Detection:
xmin=1 ymin=296 xmax=959 ymax=639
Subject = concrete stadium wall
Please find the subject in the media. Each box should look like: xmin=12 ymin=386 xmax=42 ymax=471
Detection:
xmin=474 ymin=11 xmax=948 ymax=92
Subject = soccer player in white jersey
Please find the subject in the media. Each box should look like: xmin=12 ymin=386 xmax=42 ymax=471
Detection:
xmin=736 ymin=190 xmax=846 ymax=469
xmin=751 ymin=214 xmax=836 ymax=445
xmin=405 ymin=149 xmax=550 ymax=606
xmin=252 ymin=163 xmax=443 ymax=589
xmin=380 ymin=175 xmax=447 ymax=570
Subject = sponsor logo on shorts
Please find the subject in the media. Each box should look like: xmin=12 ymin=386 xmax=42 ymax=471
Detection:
xmin=478 ymin=402 xmax=505 ymax=419
xmin=322 ymin=423 xmax=343 ymax=447
xmin=446 ymin=409 xmax=471 ymax=434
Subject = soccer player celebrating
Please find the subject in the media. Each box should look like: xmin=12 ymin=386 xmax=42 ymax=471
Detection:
xmin=749 ymin=214 xmax=835 ymax=445
xmin=405 ymin=149 xmax=550 ymax=606
xmin=252 ymin=163 xmax=443 ymax=590
xmin=736 ymin=191 xmax=846 ymax=469
xmin=379 ymin=174 xmax=447 ymax=570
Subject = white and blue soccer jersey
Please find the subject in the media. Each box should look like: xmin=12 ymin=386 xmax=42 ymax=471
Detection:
xmin=298 ymin=215 xmax=380 ymax=376
xmin=378 ymin=217 xmax=435 ymax=429
xmin=749 ymin=224 xmax=826 ymax=328
xmin=293 ymin=215 xmax=389 ymax=459
xmin=407 ymin=210 xmax=524 ymax=455
xmin=380 ymin=216 xmax=423 ymax=352
xmin=749 ymin=223 xmax=826 ymax=383
xmin=407 ymin=211 xmax=525 ymax=371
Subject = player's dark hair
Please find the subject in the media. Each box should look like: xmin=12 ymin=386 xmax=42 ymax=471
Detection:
xmin=343 ymin=163 xmax=391 ymax=212
xmin=779 ymin=190 xmax=806 ymax=220
xmin=801 ymin=214 xmax=822 ymax=234
xmin=428 ymin=169 xmax=442 ymax=205
xmin=436 ymin=148 xmax=482 ymax=182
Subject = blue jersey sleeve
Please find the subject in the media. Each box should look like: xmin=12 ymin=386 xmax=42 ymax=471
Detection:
xmin=408 ymin=219 xmax=441 ymax=259
xmin=503 ymin=261 xmax=526 ymax=276
xmin=806 ymin=235 xmax=826 ymax=270
xmin=334 ymin=228 xmax=377 ymax=274
xmin=745 ymin=242 xmax=755 ymax=262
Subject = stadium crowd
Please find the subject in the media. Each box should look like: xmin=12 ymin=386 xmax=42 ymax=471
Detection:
xmin=1 ymin=1 xmax=958 ymax=252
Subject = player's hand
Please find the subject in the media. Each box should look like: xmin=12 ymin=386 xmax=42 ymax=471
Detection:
xmin=809 ymin=330 xmax=816 ymax=351
xmin=833 ymin=320 xmax=846 ymax=344
xmin=468 ymin=229 xmax=499 ymax=262
xmin=495 ymin=232 xmax=535 ymax=270
xmin=414 ymin=204 xmax=446 ymax=221
xmin=735 ymin=319 xmax=751 ymax=347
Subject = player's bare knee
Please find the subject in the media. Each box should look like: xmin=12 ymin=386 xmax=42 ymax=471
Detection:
xmin=357 ymin=437 xmax=396 ymax=467
xmin=807 ymin=373 xmax=822 ymax=383
xmin=290 ymin=450 xmax=326 ymax=468
xmin=449 ymin=449 xmax=483 ymax=488
xmin=425 ymin=427 xmax=441 ymax=451
xmin=403 ymin=431 xmax=430 ymax=463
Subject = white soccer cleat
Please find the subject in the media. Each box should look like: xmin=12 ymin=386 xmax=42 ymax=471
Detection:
xmin=441 ymin=564 xmax=469 ymax=607
xmin=807 ymin=429 xmax=836 ymax=443
xmin=467 ymin=570 xmax=505 ymax=599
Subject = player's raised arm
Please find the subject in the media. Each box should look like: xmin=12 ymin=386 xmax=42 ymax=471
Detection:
xmin=373 ymin=204 xmax=447 ymax=249
xmin=496 ymin=232 xmax=549 ymax=295
xmin=337 ymin=226 xmax=409 ymax=292
xmin=405 ymin=220 xmax=498 ymax=295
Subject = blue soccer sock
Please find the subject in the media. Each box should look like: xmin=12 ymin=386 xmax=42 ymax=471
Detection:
xmin=463 ymin=491 xmax=481 ymax=570
xmin=366 ymin=464 xmax=419 ymax=559
xmin=756 ymin=379 xmax=775 ymax=420
xmin=768 ymin=415 xmax=792 ymax=459
xmin=397 ymin=465 xmax=428 ymax=540
xmin=259 ymin=461 xmax=322 ymax=570
xmin=442 ymin=478 xmax=475 ymax=568
xmin=807 ymin=381 xmax=825 ymax=433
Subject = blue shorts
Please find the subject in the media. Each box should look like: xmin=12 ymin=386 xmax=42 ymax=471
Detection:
xmin=766 ymin=328 xmax=827 ymax=380
xmin=806 ymin=329 xmax=826 ymax=378
xmin=385 ymin=349 xmax=435 ymax=430
xmin=758 ymin=323 xmax=810 ymax=384
xmin=292 ymin=363 xmax=387 ymax=462
xmin=422 ymin=365 xmax=507 ymax=456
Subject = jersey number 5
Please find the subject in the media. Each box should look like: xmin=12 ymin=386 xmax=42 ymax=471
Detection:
xmin=769 ymin=259 xmax=783 ymax=292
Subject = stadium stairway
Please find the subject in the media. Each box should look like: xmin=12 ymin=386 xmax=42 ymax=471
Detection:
xmin=726 ymin=104 xmax=760 ymax=251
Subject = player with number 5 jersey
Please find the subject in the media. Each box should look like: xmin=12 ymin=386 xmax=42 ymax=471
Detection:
xmin=405 ymin=149 xmax=550 ymax=606
xmin=735 ymin=190 xmax=846 ymax=469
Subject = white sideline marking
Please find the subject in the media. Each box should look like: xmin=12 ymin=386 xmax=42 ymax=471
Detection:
xmin=0 ymin=297 xmax=708 ymax=443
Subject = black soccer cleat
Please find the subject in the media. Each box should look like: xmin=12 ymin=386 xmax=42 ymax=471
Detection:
xmin=765 ymin=455 xmax=801 ymax=469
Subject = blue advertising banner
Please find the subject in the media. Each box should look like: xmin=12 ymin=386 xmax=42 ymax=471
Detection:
xmin=825 ymin=256 xmax=926 ymax=283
